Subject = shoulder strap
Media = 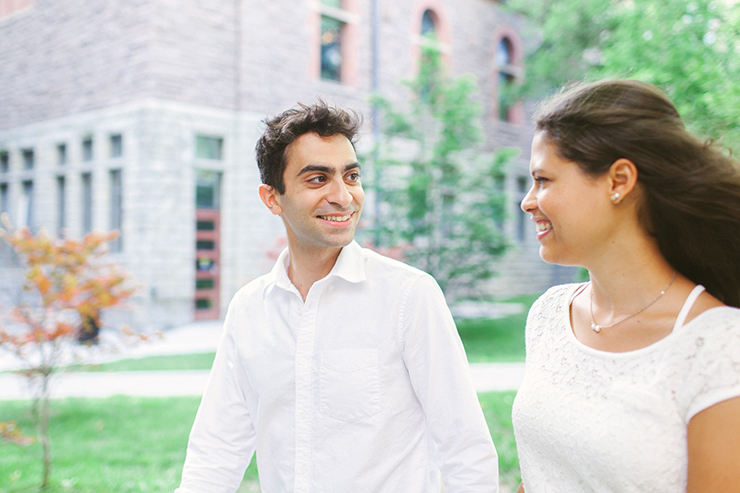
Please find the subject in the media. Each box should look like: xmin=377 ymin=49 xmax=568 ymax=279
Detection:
xmin=673 ymin=285 xmax=706 ymax=331
xmin=569 ymin=282 xmax=589 ymax=305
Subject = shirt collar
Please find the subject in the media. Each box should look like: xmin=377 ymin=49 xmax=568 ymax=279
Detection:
xmin=269 ymin=240 xmax=367 ymax=294
xmin=328 ymin=240 xmax=366 ymax=284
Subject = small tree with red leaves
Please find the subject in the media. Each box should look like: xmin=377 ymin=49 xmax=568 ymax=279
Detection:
xmin=0 ymin=216 xmax=137 ymax=490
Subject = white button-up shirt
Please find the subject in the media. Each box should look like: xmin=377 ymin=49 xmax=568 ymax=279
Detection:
xmin=177 ymin=241 xmax=498 ymax=493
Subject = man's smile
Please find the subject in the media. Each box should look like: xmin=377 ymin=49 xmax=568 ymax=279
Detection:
xmin=317 ymin=212 xmax=354 ymax=222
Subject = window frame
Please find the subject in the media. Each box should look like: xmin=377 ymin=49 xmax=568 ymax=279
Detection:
xmin=81 ymin=172 xmax=93 ymax=234
xmin=195 ymin=135 xmax=224 ymax=161
xmin=109 ymin=169 xmax=123 ymax=252
xmin=0 ymin=150 xmax=8 ymax=174
xmin=492 ymin=28 xmax=524 ymax=124
xmin=82 ymin=136 xmax=94 ymax=162
xmin=313 ymin=0 xmax=359 ymax=85
xmin=410 ymin=2 xmax=452 ymax=69
xmin=110 ymin=134 xmax=123 ymax=159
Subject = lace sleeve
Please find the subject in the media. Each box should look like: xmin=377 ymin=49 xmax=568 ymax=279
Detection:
xmin=674 ymin=307 xmax=740 ymax=422
xmin=524 ymin=284 xmax=578 ymax=358
xmin=523 ymin=292 xmax=546 ymax=357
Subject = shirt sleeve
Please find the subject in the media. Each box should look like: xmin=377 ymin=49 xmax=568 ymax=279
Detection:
xmin=679 ymin=308 xmax=740 ymax=422
xmin=176 ymin=300 xmax=257 ymax=493
xmin=401 ymin=273 xmax=499 ymax=492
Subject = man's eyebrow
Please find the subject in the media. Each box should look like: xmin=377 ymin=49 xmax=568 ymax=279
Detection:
xmin=296 ymin=162 xmax=361 ymax=177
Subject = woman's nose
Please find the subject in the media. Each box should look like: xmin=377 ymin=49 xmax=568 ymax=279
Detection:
xmin=520 ymin=184 xmax=537 ymax=213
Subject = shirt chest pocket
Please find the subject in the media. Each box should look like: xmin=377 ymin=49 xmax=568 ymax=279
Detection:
xmin=319 ymin=349 xmax=381 ymax=422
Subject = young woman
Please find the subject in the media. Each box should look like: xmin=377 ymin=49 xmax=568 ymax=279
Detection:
xmin=512 ymin=79 xmax=740 ymax=492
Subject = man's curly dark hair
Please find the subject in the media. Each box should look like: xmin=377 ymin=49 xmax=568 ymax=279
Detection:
xmin=255 ymin=100 xmax=363 ymax=194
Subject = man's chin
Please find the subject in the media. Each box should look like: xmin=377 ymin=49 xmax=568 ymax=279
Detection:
xmin=324 ymin=229 xmax=357 ymax=249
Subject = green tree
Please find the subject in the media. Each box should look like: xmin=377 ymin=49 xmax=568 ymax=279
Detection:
xmin=366 ymin=40 xmax=516 ymax=298
xmin=508 ymin=0 xmax=740 ymax=145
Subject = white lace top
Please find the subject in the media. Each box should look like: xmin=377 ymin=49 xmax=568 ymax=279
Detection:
xmin=512 ymin=283 xmax=740 ymax=492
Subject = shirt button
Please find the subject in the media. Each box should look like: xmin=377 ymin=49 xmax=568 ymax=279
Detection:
xmin=300 ymin=411 xmax=307 ymax=420
xmin=299 ymin=357 xmax=308 ymax=365
xmin=299 ymin=466 xmax=307 ymax=475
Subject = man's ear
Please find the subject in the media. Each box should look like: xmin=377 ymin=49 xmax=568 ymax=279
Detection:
xmin=259 ymin=184 xmax=283 ymax=215
xmin=607 ymin=158 xmax=639 ymax=204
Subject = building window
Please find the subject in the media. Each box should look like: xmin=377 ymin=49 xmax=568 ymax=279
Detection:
xmin=0 ymin=151 xmax=8 ymax=174
xmin=314 ymin=0 xmax=357 ymax=85
xmin=195 ymin=135 xmax=223 ymax=160
xmin=421 ymin=9 xmax=437 ymax=36
xmin=417 ymin=8 xmax=444 ymax=99
xmin=81 ymin=172 xmax=93 ymax=234
xmin=195 ymin=170 xmax=221 ymax=209
xmin=516 ymin=176 xmax=528 ymax=243
xmin=496 ymin=37 xmax=518 ymax=122
xmin=21 ymin=180 xmax=33 ymax=229
xmin=57 ymin=176 xmax=66 ymax=237
xmin=82 ymin=137 xmax=93 ymax=162
xmin=57 ymin=144 xmax=67 ymax=166
xmin=109 ymin=169 xmax=123 ymax=252
xmin=318 ymin=0 xmax=354 ymax=83
xmin=22 ymin=149 xmax=34 ymax=170
xmin=494 ymin=170 xmax=506 ymax=231
xmin=110 ymin=134 xmax=123 ymax=158
xmin=321 ymin=16 xmax=343 ymax=81
xmin=0 ymin=183 xmax=8 ymax=215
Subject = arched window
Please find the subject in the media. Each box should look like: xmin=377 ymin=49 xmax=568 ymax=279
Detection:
xmin=417 ymin=8 xmax=443 ymax=99
xmin=497 ymin=37 xmax=516 ymax=121
xmin=411 ymin=2 xmax=451 ymax=77
xmin=496 ymin=38 xmax=512 ymax=67
xmin=421 ymin=9 xmax=436 ymax=36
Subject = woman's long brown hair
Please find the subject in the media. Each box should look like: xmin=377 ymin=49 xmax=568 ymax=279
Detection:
xmin=535 ymin=79 xmax=740 ymax=307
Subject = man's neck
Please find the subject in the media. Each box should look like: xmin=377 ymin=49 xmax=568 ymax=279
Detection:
xmin=287 ymin=243 xmax=345 ymax=301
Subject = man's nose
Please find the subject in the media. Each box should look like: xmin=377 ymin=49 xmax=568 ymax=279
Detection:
xmin=326 ymin=178 xmax=353 ymax=208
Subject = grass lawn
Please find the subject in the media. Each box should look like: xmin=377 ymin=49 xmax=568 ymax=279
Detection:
xmin=456 ymin=293 xmax=539 ymax=363
xmin=0 ymin=397 xmax=259 ymax=493
xmin=479 ymin=391 xmax=520 ymax=491
xmin=0 ymin=392 xmax=518 ymax=493
xmin=80 ymin=352 xmax=217 ymax=373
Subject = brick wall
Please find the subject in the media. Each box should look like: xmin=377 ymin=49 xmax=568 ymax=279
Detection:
xmin=1 ymin=0 xmax=531 ymax=140
xmin=0 ymin=0 xmax=242 ymax=131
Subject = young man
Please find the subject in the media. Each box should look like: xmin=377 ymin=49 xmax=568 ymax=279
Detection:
xmin=176 ymin=102 xmax=498 ymax=493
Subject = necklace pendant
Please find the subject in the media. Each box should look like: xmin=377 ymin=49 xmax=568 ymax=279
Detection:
xmin=591 ymin=322 xmax=602 ymax=333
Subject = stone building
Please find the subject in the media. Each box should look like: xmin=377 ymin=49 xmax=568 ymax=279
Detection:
xmin=0 ymin=0 xmax=573 ymax=329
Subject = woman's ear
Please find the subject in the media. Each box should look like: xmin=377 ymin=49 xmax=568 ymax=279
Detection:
xmin=258 ymin=184 xmax=283 ymax=215
xmin=607 ymin=158 xmax=639 ymax=205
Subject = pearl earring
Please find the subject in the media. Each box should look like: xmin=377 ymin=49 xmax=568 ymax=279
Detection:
xmin=610 ymin=192 xmax=620 ymax=203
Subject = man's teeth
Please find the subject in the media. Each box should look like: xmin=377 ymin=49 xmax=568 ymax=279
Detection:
xmin=536 ymin=222 xmax=551 ymax=232
xmin=320 ymin=214 xmax=351 ymax=222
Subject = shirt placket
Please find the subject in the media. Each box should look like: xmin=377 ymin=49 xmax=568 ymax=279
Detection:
xmin=293 ymin=289 xmax=319 ymax=493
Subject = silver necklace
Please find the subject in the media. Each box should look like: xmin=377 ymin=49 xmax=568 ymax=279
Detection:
xmin=589 ymin=271 xmax=677 ymax=333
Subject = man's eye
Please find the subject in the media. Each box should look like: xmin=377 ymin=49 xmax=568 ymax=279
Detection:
xmin=308 ymin=175 xmax=327 ymax=184
xmin=347 ymin=172 xmax=360 ymax=182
